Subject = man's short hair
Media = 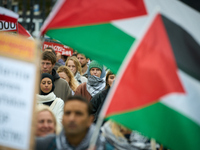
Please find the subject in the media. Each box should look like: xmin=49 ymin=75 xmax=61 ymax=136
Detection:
xmin=44 ymin=47 xmax=57 ymax=56
xmin=65 ymin=95 xmax=93 ymax=115
xmin=42 ymin=51 xmax=56 ymax=65
xmin=77 ymin=53 xmax=89 ymax=59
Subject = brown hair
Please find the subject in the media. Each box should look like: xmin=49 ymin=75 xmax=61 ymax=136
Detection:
xmin=77 ymin=53 xmax=89 ymax=59
xmin=44 ymin=47 xmax=57 ymax=56
xmin=57 ymin=66 xmax=79 ymax=92
xmin=41 ymin=51 xmax=56 ymax=65
xmin=65 ymin=56 xmax=82 ymax=75
xmin=106 ymin=70 xmax=115 ymax=89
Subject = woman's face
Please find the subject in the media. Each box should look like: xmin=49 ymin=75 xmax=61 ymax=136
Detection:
xmin=108 ymin=74 xmax=115 ymax=87
xmin=40 ymin=77 xmax=52 ymax=94
xmin=36 ymin=110 xmax=55 ymax=137
xmin=58 ymin=72 xmax=70 ymax=83
xmin=67 ymin=60 xmax=77 ymax=75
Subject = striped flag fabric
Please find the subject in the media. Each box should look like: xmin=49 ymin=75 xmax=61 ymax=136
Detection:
xmin=41 ymin=0 xmax=200 ymax=75
xmin=41 ymin=0 xmax=200 ymax=149
xmin=40 ymin=0 xmax=147 ymax=74
xmin=0 ymin=6 xmax=18 ymax=23
xmin=103 ymin=11 xmax=200 ymax=150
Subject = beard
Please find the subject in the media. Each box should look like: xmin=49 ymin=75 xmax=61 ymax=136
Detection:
xmin=41 ymin=69 xmax=52 ymax=74
xmin=81 ymin=63 xmax=87 ymax=67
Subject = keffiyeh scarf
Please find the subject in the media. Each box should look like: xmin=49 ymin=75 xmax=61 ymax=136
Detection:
xmin=56 ymin=125 xmax=104 ymax=150
xmin=74 ymin=72 xmax=82 ymax=84
xmin=87 ymin=75 xmax=105 ymax=97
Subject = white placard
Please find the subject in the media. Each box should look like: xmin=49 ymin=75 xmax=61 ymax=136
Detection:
xmin=0 ymin=56 xmax=36 ymax=150
xmin=0 ymin=20 xmax=17 ymax=31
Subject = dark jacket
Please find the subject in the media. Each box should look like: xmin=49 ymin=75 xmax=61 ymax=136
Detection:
xmin=90 ymin=87 xmax=110 ymax=123
xmin=52 ymin=69 xmax=72 ymax=101
xmin=54 ymin=62 xmax=62 ymax=71
xmin=35 ymin=134 xmax=56 ymax=150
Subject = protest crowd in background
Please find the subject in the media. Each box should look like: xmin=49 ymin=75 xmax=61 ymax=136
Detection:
xmin=35 ymin=48 xmax=159 ymax=150
xmin=1 ymin=0 xmax=200 ymax=150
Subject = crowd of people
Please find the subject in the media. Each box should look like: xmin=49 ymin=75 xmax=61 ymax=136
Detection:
xmin=35 ymin=47 xmax=165 ymax=150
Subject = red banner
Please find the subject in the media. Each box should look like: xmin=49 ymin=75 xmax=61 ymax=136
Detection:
xmin=43 ymin=41 xmax=73 ymax=56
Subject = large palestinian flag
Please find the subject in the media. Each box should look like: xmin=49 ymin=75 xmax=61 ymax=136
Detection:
xmin=102 ymin=11 xmax=200 ymax=150
xmin=41 ymin=0 xmax=147 ymax=73
xmin=41 ymin=0 xmax=200 ymax=149
xmin=41 ymin=0 xmax=200 ymax=74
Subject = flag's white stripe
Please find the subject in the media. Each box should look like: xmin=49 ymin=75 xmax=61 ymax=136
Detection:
xmin=161 ymin=70 xmax=200 ymax=126
xmin=111 ymin=15 xmax=148 ymax=39
xmin=40 ymin=0 xmax=65 ymax=35
xmin=111 ymin=0 xmax=200 ymax=45
xmin=0 ymin=6 xmax=18 ymax=19
xmin=145 ymin=0 xmax=200 ymax=45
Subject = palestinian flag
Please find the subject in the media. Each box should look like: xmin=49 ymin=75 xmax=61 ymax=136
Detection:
xmin=102 ymin=12 xmax=200 ymax=150
xmin=41 ymin=0 xmax=200 ymax=75
xmin=41 ymin=0 xmax=147 ymax=73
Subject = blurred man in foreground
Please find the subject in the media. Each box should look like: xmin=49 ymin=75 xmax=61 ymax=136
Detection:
xmin=35 ymin=95 xmax=105 ymax=150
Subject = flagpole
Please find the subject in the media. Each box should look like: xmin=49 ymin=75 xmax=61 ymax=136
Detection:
xmin=89 ymin=7 xmax=160 ymax=150
xmin=151 ymin=138 xmax=157 ymax=150
xmin=89 ymin=116 xmax=104 ymax=150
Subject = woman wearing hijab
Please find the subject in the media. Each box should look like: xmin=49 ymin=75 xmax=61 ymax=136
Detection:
xmin=75 ymin=60 xmax=106 ymax=101
xmin=36 ymin=73 xmax=64 ymax=129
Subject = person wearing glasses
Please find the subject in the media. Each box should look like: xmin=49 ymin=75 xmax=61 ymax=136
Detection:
xmin=40 ymin=51 xmax=72 ymax=101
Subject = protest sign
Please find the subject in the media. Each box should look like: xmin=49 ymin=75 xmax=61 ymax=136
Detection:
xmin=0 ymin=7 xmax=18 ymax=33
xmin=43 ymin=41 xmax=73 ymax=56
xmin=0 ymin=33 xmax=38 ymax=150
xmin=0 ymin=21 xmax=17 ymax=32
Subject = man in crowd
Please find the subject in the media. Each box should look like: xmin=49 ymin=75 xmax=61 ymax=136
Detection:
xmin=44 ymin=47 xmax=63 ymax=70
xmin=75 ymin=60 xmax=106 ymax=101
xmin=35 ymin=95 xmax=105 ymax=150
xmin=77 ymin=53 xmax=89 ymax=77
xmin=41 ymin=51 xmax=72 ymax=101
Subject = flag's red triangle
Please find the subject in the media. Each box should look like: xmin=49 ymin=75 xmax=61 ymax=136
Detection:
xmin=106 ymin=14 xmax=185 ymax=117
xmin=41 ymin=0 xmax=147 ymax=35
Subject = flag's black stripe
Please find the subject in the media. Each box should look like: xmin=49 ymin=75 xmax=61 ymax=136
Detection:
xmin=180 ymin=0 xmax=200 ymax=13
xmin=162 ymin=15 xmax=200 ymax=81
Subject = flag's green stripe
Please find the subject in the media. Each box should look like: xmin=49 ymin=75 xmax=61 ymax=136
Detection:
xmin=162 ymin=15 xmax=200 ymax=82
xmin=46 ymin=23 xmax=135 ymax=73
xmin=107 ymin=102 xmax=200 ymax=150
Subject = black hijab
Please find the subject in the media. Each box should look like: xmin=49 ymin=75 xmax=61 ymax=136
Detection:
xmin=40 ymin=73 xmax=55 ymax=95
